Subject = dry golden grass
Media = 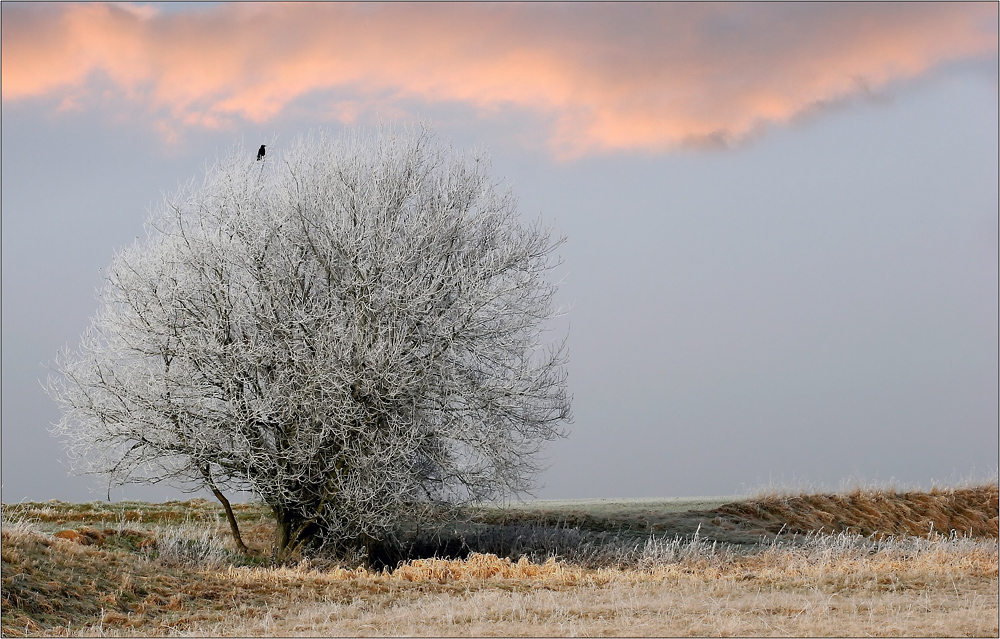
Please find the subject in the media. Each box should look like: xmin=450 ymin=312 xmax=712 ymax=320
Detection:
xmin=716 ymin=484 xmax=999 ymax=538
xmin=3 ymin=485 xmax=997 ymax=637
xmin=213 ymin=558 xmax=997 ymax=638
xmin=0 ymin=499 xmax=268 ymax=531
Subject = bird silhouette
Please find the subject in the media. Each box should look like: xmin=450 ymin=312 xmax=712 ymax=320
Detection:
xmin=257 ymin=144 xmax=266 ymax=161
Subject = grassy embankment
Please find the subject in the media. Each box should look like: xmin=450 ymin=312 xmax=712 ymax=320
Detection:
xmin=2 ymin=484 xmax=997 ymax=636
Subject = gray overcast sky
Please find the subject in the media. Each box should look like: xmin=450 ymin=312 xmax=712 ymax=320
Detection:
xmin=2 ymin=2 xmax=997 ymax=503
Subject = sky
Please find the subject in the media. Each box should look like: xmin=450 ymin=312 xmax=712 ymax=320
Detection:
xmin=2 ymin=2 xmax=997 ymax=504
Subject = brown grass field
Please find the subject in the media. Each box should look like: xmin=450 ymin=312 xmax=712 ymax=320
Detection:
xmin=2 ymin=484 xmax=997 ymax=637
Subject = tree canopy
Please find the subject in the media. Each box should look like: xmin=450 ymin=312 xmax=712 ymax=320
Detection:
xmin=50 ymin=127 xmax=572 ymax=556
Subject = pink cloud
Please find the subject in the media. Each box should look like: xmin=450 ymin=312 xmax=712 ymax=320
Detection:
xmin=2 ymin=2 xmax=995 ymax=157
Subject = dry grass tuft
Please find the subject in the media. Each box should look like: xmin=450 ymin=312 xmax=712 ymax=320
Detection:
xmin=393 ymin=553 xmax=568 ymax=582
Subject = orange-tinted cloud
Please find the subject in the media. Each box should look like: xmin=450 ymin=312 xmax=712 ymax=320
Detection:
xmin=2 ymin=2 xmax=996 ymax=157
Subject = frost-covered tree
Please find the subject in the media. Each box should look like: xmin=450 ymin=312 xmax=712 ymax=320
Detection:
xmin=49 ymin=127 xmax=571 ymax=556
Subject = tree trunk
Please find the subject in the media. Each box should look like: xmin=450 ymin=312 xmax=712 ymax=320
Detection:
xmin=199 ymin=464 xmax=249 ymax=553
xmin=274 ymin=507 xmax=292 ymax=556
xmin=271 ymin=506 xmax=321 ymax=558
xmin=209 ymin=485 xmax=249 ymax=553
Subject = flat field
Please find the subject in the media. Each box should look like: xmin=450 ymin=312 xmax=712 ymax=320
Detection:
xmin=2 ymin=484 xmax=997 ymax=636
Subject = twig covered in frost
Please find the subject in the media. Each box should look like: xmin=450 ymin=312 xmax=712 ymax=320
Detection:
xmin=49 ymin=125 xmax=572 ymax=556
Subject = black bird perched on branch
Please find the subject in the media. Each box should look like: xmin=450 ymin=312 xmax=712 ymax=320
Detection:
xmin=257 ymin=144 xmax=266 ymax=161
